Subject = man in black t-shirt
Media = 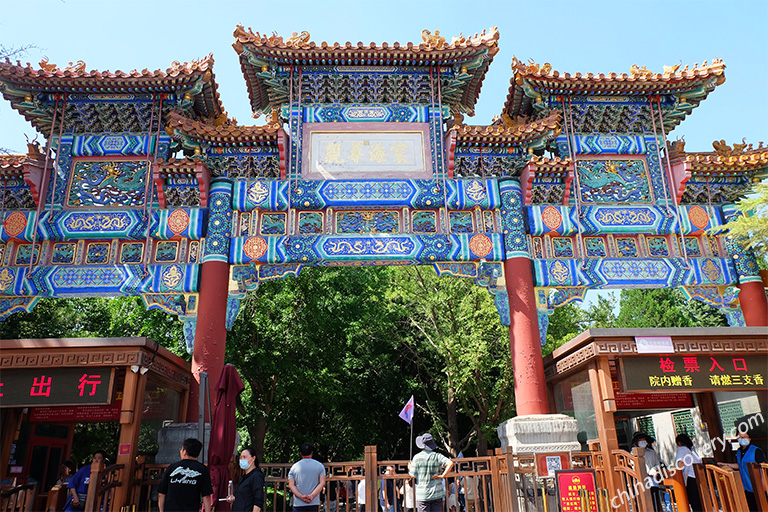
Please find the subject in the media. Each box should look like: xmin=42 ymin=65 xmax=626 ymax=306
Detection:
xmin=158 ymin=438 xmax=213 ymax=512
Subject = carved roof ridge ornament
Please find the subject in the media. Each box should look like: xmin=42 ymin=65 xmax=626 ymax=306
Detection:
xmin=453 ymin=110 xmax=561 ymax=139
xmin=509 ymin=56 xmax=725 ymax=82
xmin=2 ymin=54 xmax=215 ymax=80
xmin=166 ymin=111 xmax=280 ymax=142
xmin=233 ymin=25 xmax=499 ymax=54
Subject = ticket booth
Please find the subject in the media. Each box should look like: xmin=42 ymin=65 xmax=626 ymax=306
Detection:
xmin=0 ymin=337 xmax=191 ymax=509
xmin=543 ymin=326 xmax=768 ymax=497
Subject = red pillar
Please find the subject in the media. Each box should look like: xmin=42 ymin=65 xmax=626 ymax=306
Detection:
xmin=187 ymin=261 xmax=230 ymax=422
xmin=739 ymin=281 xmax=768 ymax=326
xmin=504 ymin=256 xmax=549 ymax=416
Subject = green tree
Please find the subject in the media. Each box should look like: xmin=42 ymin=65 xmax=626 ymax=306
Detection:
xmin=614 ymin=288 xmax=727 ymax=328
xmin=226 ymin=266 xmax=411 ymax=462
xmin=723 ymin=181 xmax=768 ymax=261
xmin=388 ymin=266 xmax=514 ymax=456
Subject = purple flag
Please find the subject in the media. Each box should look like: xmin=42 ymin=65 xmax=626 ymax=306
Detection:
xmin=399 ymin=395 xmax=414 ymax=424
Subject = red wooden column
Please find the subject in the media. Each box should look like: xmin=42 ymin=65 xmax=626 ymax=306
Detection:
xmin=725 ymin=238 xmax=768 ymax=326
xmin=739 ymin=281 xmax=768 ymax=326
xmin=499 ymin=180 xmax=549 ymax=416
xmin=188 ymin=180 xmax=234 ymax=421
xmin=504 ymin=257 xmax=548 ymax=415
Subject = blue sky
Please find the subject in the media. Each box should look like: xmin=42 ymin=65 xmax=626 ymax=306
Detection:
xmin=1 ymin=0 xmax=767 ymax=155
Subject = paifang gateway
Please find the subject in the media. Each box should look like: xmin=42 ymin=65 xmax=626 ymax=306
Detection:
xmin=0 ymin=27 xmax=766 ymax=420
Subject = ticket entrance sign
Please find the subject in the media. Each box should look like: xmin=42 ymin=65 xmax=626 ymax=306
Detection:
xmin=0 ymin=367 xmax=115 ymax=407
xmin=620 ymin=355 xmax=766 ymax=392
xmin=555 ymin=469 xmax=598 ymax=512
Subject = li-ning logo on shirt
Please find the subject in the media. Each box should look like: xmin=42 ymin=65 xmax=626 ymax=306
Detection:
xmin=169 ymin=466 xmax=202 ymax=485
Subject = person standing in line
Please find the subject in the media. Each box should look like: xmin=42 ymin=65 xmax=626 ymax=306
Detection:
xmin=288 ymin=442 xmax=326 ymax=512
xmin=408 ymin=433 xmax=453 ymax=512
xmin=226 ymin=446 xmax=265 ymax=512
xmin=158 ymin=438 xmax=213 ymax=512
xmin=399 ymin=479 xmax=415 ymax=512
xmin=379 ymin=466 xmax=400 ymax=512
xmin=675 ymin=433 xmax=703 ymax=512
xmin=357 ymin=477 xmax=366 ymax=512
xmin=64 ymin=451 xmax=107 ymax=511
xmin=632 ymin=432 xmax=662 ymax=512
xmin=463 ymin=475 xmax=478 ymax=512
xmin=718 ymin=429 xmax=766 ymax=511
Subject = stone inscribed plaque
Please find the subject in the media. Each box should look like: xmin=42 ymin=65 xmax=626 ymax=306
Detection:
xmin=303 ymin=123 xmax=432 ymax=180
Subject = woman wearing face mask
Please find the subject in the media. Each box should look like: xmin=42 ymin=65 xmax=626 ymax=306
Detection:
xmin=226 ymin=447 xmax=265 ymax=512
xmin=675 ymin=433 xmax=703 ymax=512
xmin=631 ymin=433 xmax=662 ymax=512
xmin=718 ymin=430 xmax=766 ymax=511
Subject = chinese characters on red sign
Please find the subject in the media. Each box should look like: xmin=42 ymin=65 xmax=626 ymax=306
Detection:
xmin=621 ymin=355 xmax=765 ymax=392
xmin=555 ymin=470 xmax=598 ymax=512
xmin=0 ymin=368 xmax=114 ymax=408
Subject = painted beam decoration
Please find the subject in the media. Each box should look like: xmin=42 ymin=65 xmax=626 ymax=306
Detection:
xmin=0 ymin=28 xmax=765 ymax=352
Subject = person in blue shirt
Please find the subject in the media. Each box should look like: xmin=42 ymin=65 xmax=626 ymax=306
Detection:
xmin=719 ymin=430 xmax=766 ymax=511
xmin=64 ymin=451 xmax=107 ymax=511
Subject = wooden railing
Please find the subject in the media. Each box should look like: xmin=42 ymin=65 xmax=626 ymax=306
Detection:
xmin=610 ymin=448 xmax=652 ymax=512
xmin=694 ymin=462 xmax=750 ymax=512
xmin=748 ymin=462 xmax=768 ymax=511
xmin=122 ymin=444 xmax=664 ymax=512
xmin=0 ymin=483 xmax=35 ymax=512
xmin=85 ymin=463 xmax=124 ymax=512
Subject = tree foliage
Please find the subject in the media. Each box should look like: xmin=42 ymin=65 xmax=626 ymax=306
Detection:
xmin=388 ymin=267 xmax=514 ymax=456
xmin=723 ymin=181 xmax=768 ymax=263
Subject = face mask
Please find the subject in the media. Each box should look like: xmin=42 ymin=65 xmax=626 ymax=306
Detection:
xmin=638 ymin=441 xmax=648 ymax=448
xmin=239 ymin=459 xmax=251 ymax=470
xmin=738 ymin=438 xmax=750 ymax=447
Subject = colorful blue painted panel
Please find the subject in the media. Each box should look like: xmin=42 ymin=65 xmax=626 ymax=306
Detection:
xmin=616 ymin=237 xmax=639 ymax=258
xmin=683 ymin=237 xmax=702 ymax=257
xmin=154 ymin=241 xmax=179 ymax=263
xmin=14 ymin=245 xmax=40 ymax=265
xmin=577 ymin=159 xmax=651 ymax=203
xmin=51 ymin=243 xmax=76 ymax=264
xmin=298 ymin=212 xmax=324 ymax=235
xmin=230 ymin=233 xmax=504 ymax=265
xmin=552 ymin=238 xmax=574 ymax=258
xmin=68 ymin=160 xmax=148 ymax=207
xmin=85 ymin=242 xmax=111 ymax=264
xmin=412 ymin=211 xmax=437 ymax=233
xmin=585 ymin=237 xmax=606 ymax=257
xmin=449 ymin=212 xmax=473 ymax=234
xmin=581 ymin=206 xmax=677 ymax=235
xmin=336 ymin=211 xmax=399 ymax=234
xmin=646 ymin=236 xmax=669 ymax=257
xmin=119 ymin=242 xmax=144 ymax=264
xmin=261 ymin=213 xmax=286 ymax=235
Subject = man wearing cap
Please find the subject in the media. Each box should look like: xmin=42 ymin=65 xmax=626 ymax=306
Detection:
xmin=408 ymin=433 xmax=454 ymax=512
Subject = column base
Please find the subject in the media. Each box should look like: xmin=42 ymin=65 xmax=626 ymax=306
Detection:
xmin=497 ymin=414 xmax=581 ymax=453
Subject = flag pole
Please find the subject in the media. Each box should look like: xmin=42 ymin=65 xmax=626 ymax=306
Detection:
xmin=409 ymin=417 xmax=414 ymax=460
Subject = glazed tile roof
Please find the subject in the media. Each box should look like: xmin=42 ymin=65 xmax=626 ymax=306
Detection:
xmin=0 ymin=55 xmax=224 ymax=134
xmin=234 ymin=27 xmax=500 ymax=116
xmin=0 ymin=143 xmax=46 ymax=175
xmin=526 ymin=155 xmax=572 ymax=171
xmin=669 ymin=140 xmax=768 ymax=176
xmin=452 ymin=111 xmax=561 ymax=146
xmin=502 ymin=57 xmax=726 ymax=131
xmin=166 ymin=111 xmax=281 ymax=147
